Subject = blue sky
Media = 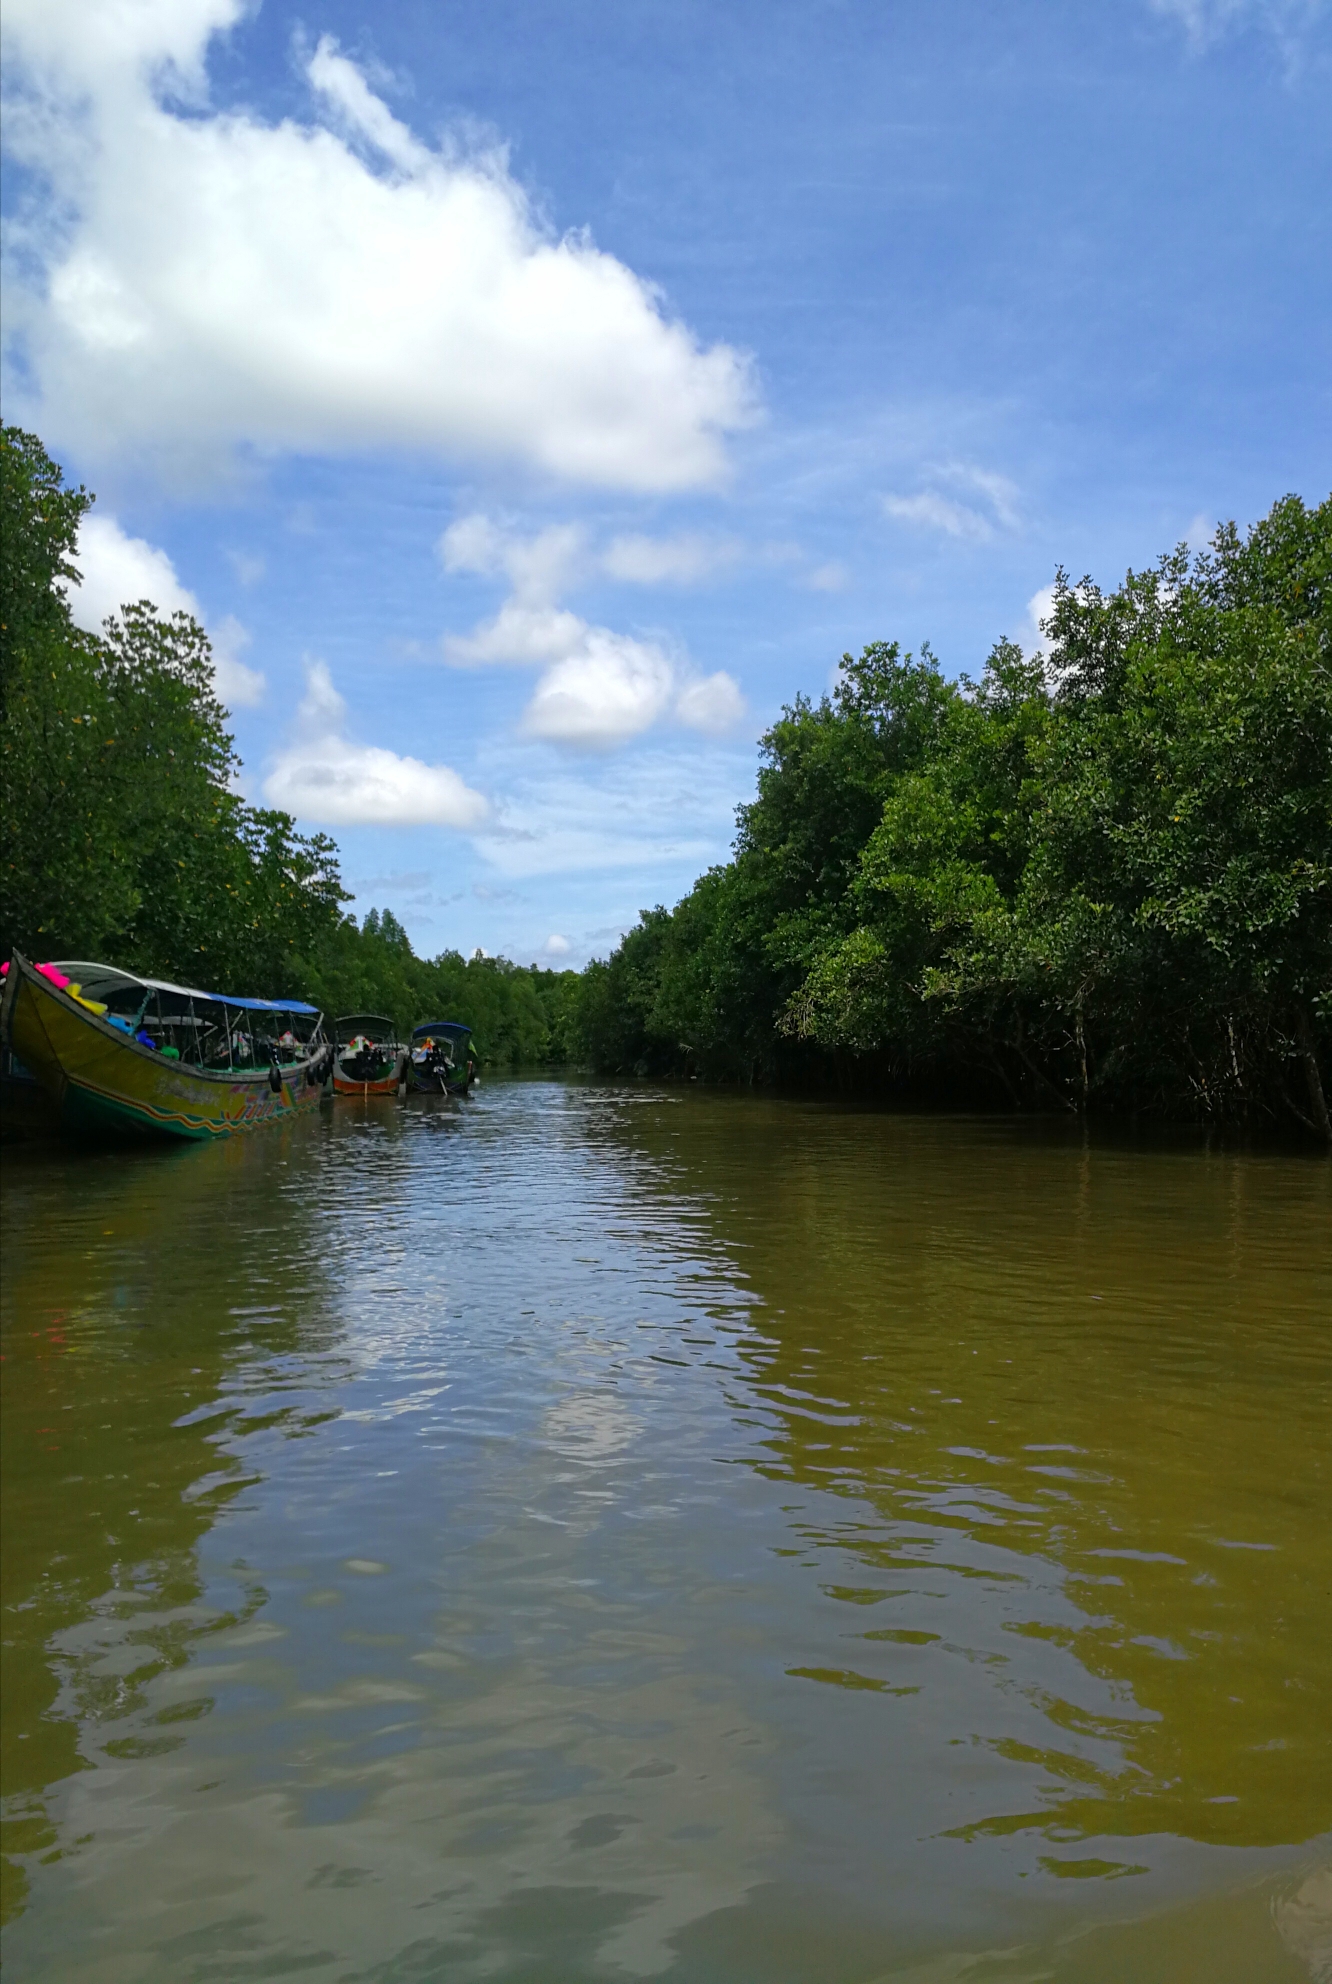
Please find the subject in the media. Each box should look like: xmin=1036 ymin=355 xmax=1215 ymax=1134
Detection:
xmin=4 ymin=0 xmax=1329 ymax=966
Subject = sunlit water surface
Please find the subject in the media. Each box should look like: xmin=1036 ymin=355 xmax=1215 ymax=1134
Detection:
xmin=2 ymin=1081 xmax=1329 ymax=1982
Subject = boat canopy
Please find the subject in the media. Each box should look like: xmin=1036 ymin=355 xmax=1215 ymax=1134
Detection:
xmin=333 ymin=1013 xmax=397 ymax=1041
xmin=51 ymin=960 xmax=319 ymax=1015
xmin=411 ymin=1019 xmax=472 ymax=1041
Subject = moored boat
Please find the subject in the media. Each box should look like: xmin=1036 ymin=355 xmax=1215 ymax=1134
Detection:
xmin=331 ymin=1014 xmax=407 ymax=1096
xmin=407 ymin=1020 xmax=476 ymax=1095
xmin=0 ymin=952 xmax=333 ymax=1142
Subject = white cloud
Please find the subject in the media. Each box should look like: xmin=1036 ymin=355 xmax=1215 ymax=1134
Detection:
xmin=447 ymin=520 xmax=773 ymax=593
xmin=544 ymin=933 xmax=571 ymax=956
xmin=600 ymin=532 xmax=741 ymax=585
xmin=305 ymin=35 xmax=429 ymax=176
xmin=67 ymin=512 xmax=266 ymax=706
xmin=209 ymin=615 xmax=263 ymax=705
xmin=674 ymin=670 xmax=748 ymax=736
xmin=2 ymin=8 xmax=755 ymax=488
xmin=522 ymin=631 xmax=677 ymax=748
xmin=70 ymin=513 xmax=195 ymax=626
xmin=442 ymin=517 xmax=588 ymax=663
xmin=1148 ymin=0 xmax=1325 ymax=52
xmin=264 ymin=661 xmax=488 ymax=827
xmin=883 ymin=491 xmax=995 ymax=540
xmin=441 ymin=517 xmax=585 ymax=595
xmin=521 ymin=638 xmax=745 ymax=750
xmin=941 ymin=462 xmax=1020 ymax=529
xmin=440 ymin=514 xmax=747 ymax=747
xmin=882 ymin=461 xmax=1021 ymax=542
xmin=805 ymin=561 xmax=849 ymax=592
xmin=447 ymin=599 xmax=590 ymax=667
xmin=227 ymin=549 xmax=265 ymax=587
xmin=438 ymin=514 xmax=510 ymax=578
xmin=1020 ymin=583 xmax=1057 ymax=656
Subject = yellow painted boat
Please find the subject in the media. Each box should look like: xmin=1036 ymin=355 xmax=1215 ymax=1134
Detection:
xmin=1 ymin=952 xmax=333 ymax=1142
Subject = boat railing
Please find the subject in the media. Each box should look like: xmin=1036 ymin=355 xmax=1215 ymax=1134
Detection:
xmin=129 ymin=993 xmax=325 ymax=1071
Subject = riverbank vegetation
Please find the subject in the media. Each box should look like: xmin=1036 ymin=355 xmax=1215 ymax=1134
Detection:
xmin=4 ymin=426 xmax=1327 ymax=1125
xmin=583 ymin=498 xmax=1330 ymax=1135
xmin=1 ymin=427 xmax=578 ymax=1068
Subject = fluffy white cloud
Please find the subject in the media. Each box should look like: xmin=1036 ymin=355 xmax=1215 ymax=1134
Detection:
xmin=447 ymin=599 xmax=590 ymax=668
xmin=441 ymin=518 xmax=588 ymax=664
xmin=264 ymin=661 xmax=488 ymax=827
xmin=69 ymin=514 xmax=195 ymax=628
xmin=439 ymin=515 xmax=745 ymax=747
xmin=674 ymin=671 xmax=748 ymax=735
xmin=1020 ymin=583 xmax=1058 ymax=656
xmin=544 ymin=933 xmax=572 ymax=956
xmin=443 ymin=519 xmax=760 ymax=593
xmin=441 ymin=517 xmax=585 ymax=593
xmin=521 ymin=631 xmax=677 ymax=748
xmin=522 ymin=639 xmax=745 ymax=750
xmin=882 ymin=462 xmax=1020 ymax=542
xmin=2 ymin=6 xmax=755 ymax=488
xmin=67 ymin=512 xmax=266 ymax=706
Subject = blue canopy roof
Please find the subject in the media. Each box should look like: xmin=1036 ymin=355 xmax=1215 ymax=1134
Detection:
xmin=218 ymin=993 xmax=320 ymax=1014
xmin=412 ymin=1019 xmax=472 ymax=1039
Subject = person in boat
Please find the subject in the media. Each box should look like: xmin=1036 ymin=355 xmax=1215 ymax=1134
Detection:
xmin=342 ymin=1032 xmax=386 ymax=1082
xmin=410 ymin=1033 xmax=455 ymax=1086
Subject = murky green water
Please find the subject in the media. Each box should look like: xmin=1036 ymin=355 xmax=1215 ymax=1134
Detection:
xmin=2 ymin=1083 xmax=1329 ymax=1982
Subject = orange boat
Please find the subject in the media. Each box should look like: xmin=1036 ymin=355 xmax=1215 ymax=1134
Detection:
xmin=331 ymin=1014 xmax=407 ymax=1097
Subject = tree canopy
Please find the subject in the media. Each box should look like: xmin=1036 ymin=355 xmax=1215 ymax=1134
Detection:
xmin=5 ymin=427 xmax=1325 ymax=1124
xmin=578 ymin=500 xmax=1331 ymax=1137
xmin=0 ymin=427 xmax=578 ymax=1068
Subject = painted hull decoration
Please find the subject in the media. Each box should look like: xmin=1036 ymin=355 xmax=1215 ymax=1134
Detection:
xmin=1 ymin=952 xmax=333 ymax=1143
xmin=407 ymin=1019 xmax=476 ymax=1095
xmin=331 ymin=1013 xmax=408 ymax=1097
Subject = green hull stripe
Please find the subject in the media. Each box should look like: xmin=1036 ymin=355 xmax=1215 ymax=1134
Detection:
xmin=64 ymin=1075 xmax=321 ymax=1142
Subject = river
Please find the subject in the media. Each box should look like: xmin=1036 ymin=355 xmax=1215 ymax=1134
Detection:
xmin=2 ymin=1081 xmax=1329 ymax=1981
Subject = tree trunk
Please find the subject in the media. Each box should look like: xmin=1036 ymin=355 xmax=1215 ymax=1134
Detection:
xmin=1294 ymin=1005 xmax=1331 ymax=1144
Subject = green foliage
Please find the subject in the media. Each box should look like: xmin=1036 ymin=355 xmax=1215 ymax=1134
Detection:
xmin=0 ymin=426 xmax=91 ymax=720
xmin=577 ymin=501 xmax=1331 ymax=1135
xmin=1 ymin=426 xmax=349 ymax=989
xmin=576 ymin=643 xmax=963 ymax=1080
xmin=0 ymin=426 xmax=581 ymax=1066
xmin=299 ymin=919 xmax=580 ymax=1067
xmin=8 ymin=426 xmax=1324 ymax=1118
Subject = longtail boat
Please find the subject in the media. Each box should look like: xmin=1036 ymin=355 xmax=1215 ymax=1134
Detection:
xmin=1 ymin=952 xmax=333 ymax=1142
xmin=407 ymin=1020 xmax=476 ymax=1095
xmin=331 ymin=1014 xmax=407 ymax=1097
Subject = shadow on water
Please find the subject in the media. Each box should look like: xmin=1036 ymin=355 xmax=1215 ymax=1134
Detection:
xmin=1 ymin=1083 xmax=1328 ymax=1982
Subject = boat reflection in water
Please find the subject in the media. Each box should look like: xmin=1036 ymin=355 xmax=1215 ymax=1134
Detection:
xmin=406 ymin=1019 xmax=475 ymax=1094
xmin=330 ymin=1014 xmax=407 ymax=1097
xmin=1 ymin=951 xmax=332 ymax=1142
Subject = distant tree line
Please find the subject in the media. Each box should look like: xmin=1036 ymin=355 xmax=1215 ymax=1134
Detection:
xmin=300 ymin=906 xmax=582 ymax=1065
xmin=4 ymin=426 xmax=1327 ymax=1126
xmin=581 ymin=498 xmax=1330 ymax=1138
xmin=0 ymin=426 xmax=578 ymax=1069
